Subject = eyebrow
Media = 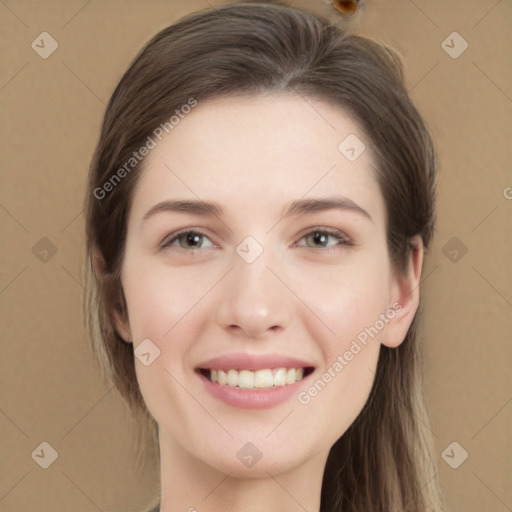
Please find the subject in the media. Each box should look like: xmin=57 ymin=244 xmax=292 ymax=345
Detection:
xmin=281 ymin=197 xmax=372 ymax=222
xmin=141 ymin=196 xmax=372 ymax=223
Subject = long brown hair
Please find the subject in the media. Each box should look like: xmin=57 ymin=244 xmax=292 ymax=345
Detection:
xmin=84 ymin=3 xmax=444 ymax=510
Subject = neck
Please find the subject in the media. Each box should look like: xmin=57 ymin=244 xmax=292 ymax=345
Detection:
xmin=157 ymin=427 xmax=325 ymax=512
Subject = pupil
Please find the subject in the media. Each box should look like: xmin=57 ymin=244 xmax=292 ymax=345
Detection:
xmin=313 ymin=232 xmax=327 ymax=246
xmin=186 ymin=233 xmax=200 ymax=246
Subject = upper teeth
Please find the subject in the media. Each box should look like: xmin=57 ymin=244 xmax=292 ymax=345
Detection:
xmin=210 ymin=368 xmax=305 ymax=389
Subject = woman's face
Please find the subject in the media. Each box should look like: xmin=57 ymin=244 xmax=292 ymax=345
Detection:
xmin=119 ymin=94 xmax=417 ymax=476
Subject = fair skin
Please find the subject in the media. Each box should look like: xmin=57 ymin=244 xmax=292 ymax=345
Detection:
xmin=110 ymin=94 xmax=423 ymax=512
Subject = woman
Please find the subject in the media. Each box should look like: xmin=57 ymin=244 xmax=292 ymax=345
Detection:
xmin=84 ymin=3 xmax=444 ymax=511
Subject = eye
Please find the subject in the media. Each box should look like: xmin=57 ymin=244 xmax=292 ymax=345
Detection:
xmin=161 ymin=229 xmax=215 ymax=252
xmin=160 ymin=227 xmax=353 ymax=254
xmin=295 ymin=228 xmax=353 ymax=249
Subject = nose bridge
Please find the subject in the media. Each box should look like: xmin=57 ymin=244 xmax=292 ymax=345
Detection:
xmin=215 ymin=240 xmax=292 ymax=337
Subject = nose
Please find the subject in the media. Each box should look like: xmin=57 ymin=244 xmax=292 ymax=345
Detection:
xmin=215 ymin=249 xmax=293 ymax=339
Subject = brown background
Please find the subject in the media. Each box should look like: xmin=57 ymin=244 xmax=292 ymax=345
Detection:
xmin=1 ymin=1 xmax=510 ymax=511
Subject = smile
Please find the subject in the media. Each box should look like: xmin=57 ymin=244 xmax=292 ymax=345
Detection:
xmin=202 ymin=367 xmax=314 ymax=389
xmin=195 ymin=353 xmax=315 ymax=409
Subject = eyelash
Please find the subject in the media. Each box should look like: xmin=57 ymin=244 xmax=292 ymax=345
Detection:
xmin=161 ymin=227 xmax=354 ymax=254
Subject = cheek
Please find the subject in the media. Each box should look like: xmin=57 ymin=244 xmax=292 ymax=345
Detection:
xmin=123 ymin=257 xmax=218 ymax=342
xmin=122 ymin=258 xmax=230 ymax=409
xmin=124 ymin=262 xmax=215 ymax=431
xmin=289 ymin=251 xmax=389 ymax=425
xmin=289 ymin=250 xmax=391 ymax=347
xmin=293 ymin=266 xmax=386 ymax=439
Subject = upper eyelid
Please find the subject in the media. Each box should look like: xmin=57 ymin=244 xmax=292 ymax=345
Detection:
xmin=296 ymin=226 xmax=351 ymax=240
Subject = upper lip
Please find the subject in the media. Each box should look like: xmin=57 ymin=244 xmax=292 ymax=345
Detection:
xmin=196 ymin=353 xmax=315 ymax=371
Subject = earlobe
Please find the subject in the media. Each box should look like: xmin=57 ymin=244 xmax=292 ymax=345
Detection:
xmin=91 ymin=246 xmax=133 ymax=344
xmin=112 ymin=293 xmax=133 ymax=344
xmin=381 ymin=236 xmax=424 ymax=348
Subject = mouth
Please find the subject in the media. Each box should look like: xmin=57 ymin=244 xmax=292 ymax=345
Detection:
xmin=197 ymin=366 xmax=315 ymax=390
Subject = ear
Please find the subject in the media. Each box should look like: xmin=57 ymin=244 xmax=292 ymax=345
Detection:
xmin=381 ymin=235 xmax=424 ymax=348
xmin=91 ymin=246 xmax=132 ymax=344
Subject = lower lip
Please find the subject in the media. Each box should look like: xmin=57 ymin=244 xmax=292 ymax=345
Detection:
xmin=198 ymin=371 xmax=311 ymax=410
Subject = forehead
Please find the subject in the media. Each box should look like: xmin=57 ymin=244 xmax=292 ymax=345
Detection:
xmin=129 ymin=93 xmax=385 ymax=226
